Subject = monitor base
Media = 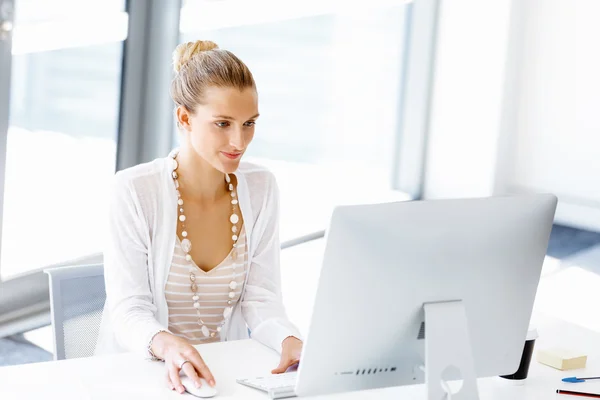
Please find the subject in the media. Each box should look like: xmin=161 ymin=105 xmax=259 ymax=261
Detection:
xmin=423 ymin=300 xmax=480 ymax=400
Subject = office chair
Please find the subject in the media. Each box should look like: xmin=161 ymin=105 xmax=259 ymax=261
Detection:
xmin=44 ymin=264 xmax=105 ymax=360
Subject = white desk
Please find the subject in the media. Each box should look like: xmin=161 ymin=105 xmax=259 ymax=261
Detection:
xmin=0 ymin=313 xmax=598 ymax=400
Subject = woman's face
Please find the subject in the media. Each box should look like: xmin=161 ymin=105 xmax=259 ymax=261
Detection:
xmin=178 ymin=86 xmax=259 ymax=174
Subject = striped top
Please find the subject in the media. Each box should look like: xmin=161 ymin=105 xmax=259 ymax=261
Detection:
xmin=165 ymin=226 xmax=248 ymax=344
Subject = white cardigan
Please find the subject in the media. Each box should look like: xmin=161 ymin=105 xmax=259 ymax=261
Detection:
xmin=95 ymin=155 xmax=301 ymax=358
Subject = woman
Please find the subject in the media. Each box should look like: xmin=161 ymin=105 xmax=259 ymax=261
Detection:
xmin=95 ymin=40 xmax=303 ymax=394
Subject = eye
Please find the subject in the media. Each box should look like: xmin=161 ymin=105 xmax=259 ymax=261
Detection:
xmin=215 ymin=121 xmax=230 ymax=128
xmin=244 ymin=121 xmax=256 ymax=127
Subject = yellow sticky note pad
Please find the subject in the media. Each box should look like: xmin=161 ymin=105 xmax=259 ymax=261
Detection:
xmin=536 ymin=348 xmax=587 ymax=371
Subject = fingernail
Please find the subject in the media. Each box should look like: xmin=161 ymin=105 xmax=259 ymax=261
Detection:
xmin=196 ymin=381 xmax=202 ymax=388
xmin=179 ymin=386 xmax=185 ymax=394
xmin=210 ymin=379 xmax=216 ymax=387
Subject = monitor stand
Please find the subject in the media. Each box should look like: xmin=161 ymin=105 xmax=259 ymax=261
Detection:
xmin=423 ymin=300 xmax=480 ymax=400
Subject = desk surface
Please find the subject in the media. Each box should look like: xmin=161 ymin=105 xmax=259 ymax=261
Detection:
xmin=0 ymin=313 xmax=598 ymax=400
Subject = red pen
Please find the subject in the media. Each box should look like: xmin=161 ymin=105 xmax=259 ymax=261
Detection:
xmin=557 ymin=389 xmax=600 ymax=398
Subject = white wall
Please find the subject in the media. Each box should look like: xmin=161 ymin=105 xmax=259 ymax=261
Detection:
xmin=424 ymin=0 xmax=600 ymax=232
xmin=423 ymin=0 xmax=513 ymax=199
xmin=501 ymin=0 xmax=600 ymax=232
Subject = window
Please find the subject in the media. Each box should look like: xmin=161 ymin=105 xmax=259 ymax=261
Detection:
xmin=0 ymin=0 xmax=436 ymax=363
xmin=178 ymin=0 xmax=412 ymax=241
xmin=0 ymin=0 xmax=126 ymax=280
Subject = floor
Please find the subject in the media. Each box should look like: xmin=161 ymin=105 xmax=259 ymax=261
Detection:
xmin=2 ymin=223 xmax=600 ymax=367
xmin=0 ymin=333 xmax=53 ymax=366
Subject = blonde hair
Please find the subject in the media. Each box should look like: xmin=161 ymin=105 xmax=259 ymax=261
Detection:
xmin=170 ymin=40 xmax=256 ymax=114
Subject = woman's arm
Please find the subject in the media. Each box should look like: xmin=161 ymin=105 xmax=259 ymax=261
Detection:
xmin=103 ymin=173 xmax=167 ymax=357
xmin=241 ymin=173 xmax=302 ymax=353
xmin=105 ymin=173 xmax=217 ymax=390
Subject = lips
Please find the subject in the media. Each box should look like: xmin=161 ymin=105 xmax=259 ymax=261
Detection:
xmin=222 ymin=151 xmax=242 ymax=160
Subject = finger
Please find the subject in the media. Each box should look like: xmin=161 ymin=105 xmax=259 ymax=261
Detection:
xmin=168 ymin=364 xmax=185 ymax=394
xmin=166 ymin=373 xmax=175 ymax=391
xmin=188 ymin=352 xmax=216 ymax=386
xmin=181 ymin=362 xmax=202 ymax=389
xmin=272 ymin=358 xmax=292 ymax=374
xmin=286 ymin=361 xmax=300 ymax=372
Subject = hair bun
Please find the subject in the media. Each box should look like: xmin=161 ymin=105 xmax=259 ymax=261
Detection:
xmin=172 ymin=40 xmax=219 ymax=73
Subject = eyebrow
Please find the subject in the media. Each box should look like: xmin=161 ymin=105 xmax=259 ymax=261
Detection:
xmin=213 ymin=114 xmax=260 ymax=120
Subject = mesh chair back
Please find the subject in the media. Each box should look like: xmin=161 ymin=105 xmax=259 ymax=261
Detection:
xmin=45 ymin=264 xmax=105 ymax=360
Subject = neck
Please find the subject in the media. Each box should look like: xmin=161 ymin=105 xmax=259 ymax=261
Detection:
xmin=175 ymin=147 xmax=227 ymax=203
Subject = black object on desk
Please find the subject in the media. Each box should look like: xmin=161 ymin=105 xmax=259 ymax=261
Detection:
xmin=556 ymin=389 xmax=600 ymax=398
xmin=500 ymin=337 xmax=536 ymax=381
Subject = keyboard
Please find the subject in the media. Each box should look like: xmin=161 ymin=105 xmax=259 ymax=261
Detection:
xmin=236 ymin=372 xmax=298 ymax=399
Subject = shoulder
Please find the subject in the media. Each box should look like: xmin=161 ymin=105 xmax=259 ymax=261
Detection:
xmin=236 ymin=161 xmax=280 ymax=219
xmin=236 ymin=161 xmax=278 ymax=193
xmin=112 ymin=157 xmax=169 ymax=195
xmin=108 ymin=157 xmax=171 ymax=228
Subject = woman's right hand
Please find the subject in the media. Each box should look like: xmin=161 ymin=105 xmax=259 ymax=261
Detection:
xmin=151 ymin=332 xmax=216 ymax=394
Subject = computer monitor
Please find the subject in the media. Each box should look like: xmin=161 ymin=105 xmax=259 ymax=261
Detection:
xmin=294 ymin=194 xmax=557 ymax=399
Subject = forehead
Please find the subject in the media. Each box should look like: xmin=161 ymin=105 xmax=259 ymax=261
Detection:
xmin=199 ymin=86 xmax=258 ymax=117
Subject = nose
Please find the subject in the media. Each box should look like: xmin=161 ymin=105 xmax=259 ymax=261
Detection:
xmin=229 ymin=127 xmax=246 ymax=150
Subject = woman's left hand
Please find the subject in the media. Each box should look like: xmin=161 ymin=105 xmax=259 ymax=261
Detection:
xmin=272 ymin=336 xmax=303 ymax=374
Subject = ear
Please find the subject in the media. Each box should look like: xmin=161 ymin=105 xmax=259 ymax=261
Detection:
xmin=176 ymin=106 xmax=192 ymax=131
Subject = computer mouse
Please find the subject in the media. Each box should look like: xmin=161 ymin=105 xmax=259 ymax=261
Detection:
xmin=181 ymin=376 xmax=218 ymax=398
